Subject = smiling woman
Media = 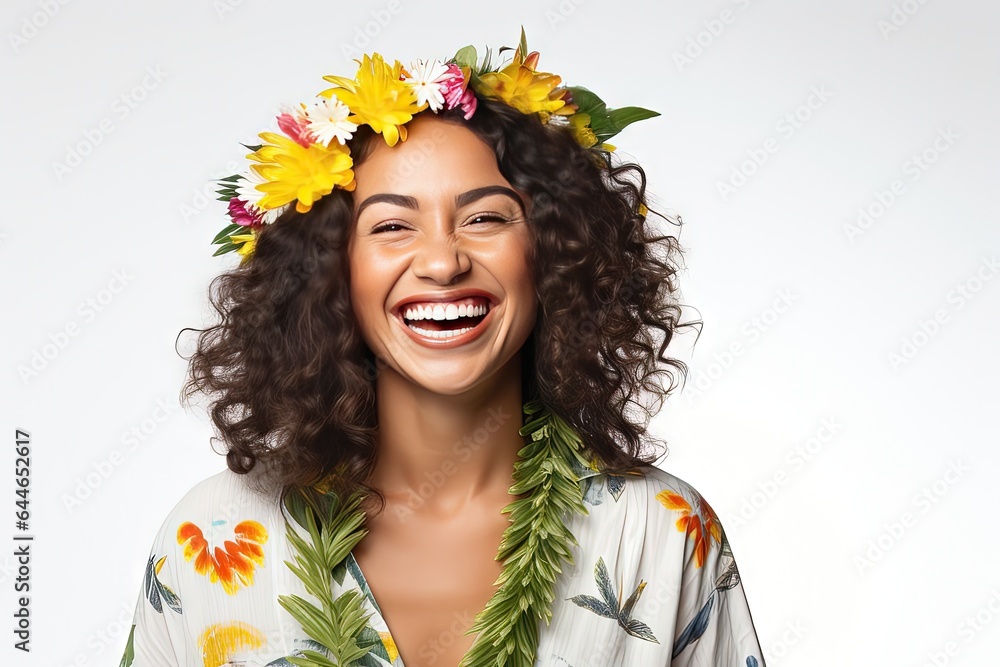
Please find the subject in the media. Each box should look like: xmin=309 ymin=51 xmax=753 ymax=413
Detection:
xmin=120 ymin=30 xmax=765 ymax=667
xmin=348 ymin=116 xmax=537 ymax=387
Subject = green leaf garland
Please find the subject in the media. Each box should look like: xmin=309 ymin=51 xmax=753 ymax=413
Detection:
xmin=279 ymin=398 xmax=593 ymax=667
xmin=459 ymin=398 xmax=591 ymax=667
xmin=279 ymin=485 xmax=373 ymax=666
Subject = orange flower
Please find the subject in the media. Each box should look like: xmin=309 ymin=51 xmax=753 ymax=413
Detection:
xmin=656 ymin=490 xmax=722 ymax=568
xmin=475 ymin=49 xmax=568 ymax=116
xmin=177 ymin=520 xmax=268 ymax=595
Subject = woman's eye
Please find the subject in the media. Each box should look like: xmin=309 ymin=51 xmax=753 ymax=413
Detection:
xmin=468 ymin=214 xmax=509 ymax=225
xmin=371 ymin=215 xmax=509 ymax=233
xmin=372 ymin=223 xmax=406 ymax=233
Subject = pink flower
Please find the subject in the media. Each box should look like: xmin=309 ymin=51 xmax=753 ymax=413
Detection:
xmin=276 ymin=106 xmax=314 ymax=147
xmin=439 ymin=64 xmax=477 ymax=120
xmin=228 ymin=198 xmax=263 ymax=227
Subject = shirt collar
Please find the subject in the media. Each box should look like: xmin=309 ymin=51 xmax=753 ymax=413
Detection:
xmin=572 ymin=447 xmax=608 ymax=481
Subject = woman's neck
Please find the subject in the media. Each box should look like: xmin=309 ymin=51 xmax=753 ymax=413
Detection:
xmin=369 ymin=356 xmax=527 ymax=517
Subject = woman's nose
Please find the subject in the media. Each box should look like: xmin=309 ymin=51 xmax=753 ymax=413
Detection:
xmin=410 ymin=233 xmax=472 ymax=284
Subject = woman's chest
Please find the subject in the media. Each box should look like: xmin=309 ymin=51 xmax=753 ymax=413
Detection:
xmin=350 ymin=508 xmax=509 ymax=665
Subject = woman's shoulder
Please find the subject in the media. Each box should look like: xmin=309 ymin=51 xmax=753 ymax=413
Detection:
xmin=577 ymin=463 xmax=732 ymax=565
xmin=144 ymin=466 xmax=284 ymax=549
xmin=169 ymin=465 xmax=280 ymax=508
xmin=632 ymin=464 xmax=718 ymax=511
xmin=581 ymin=462 xmax=720 ymax=517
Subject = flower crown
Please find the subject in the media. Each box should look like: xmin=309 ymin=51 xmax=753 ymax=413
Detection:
xmin=212 ymin=28 xmax=659 ymax=264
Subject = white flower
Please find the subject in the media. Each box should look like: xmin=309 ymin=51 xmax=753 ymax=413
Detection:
xmin=236 ymin=169 xmax=285 ymax=224
xmin=547 ymin=114 xmax=570 ymax=127
xmin=304 ymin=97 xmax=358 ymax=146
xmin=404 ymin=58 xmax=449 ymax=111
xmin=259 ymin=203 xmax=286 ymax=225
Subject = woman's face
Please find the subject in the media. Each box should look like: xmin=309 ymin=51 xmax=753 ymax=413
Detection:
xmin=347 ymin=114 xmax=537 ymax=396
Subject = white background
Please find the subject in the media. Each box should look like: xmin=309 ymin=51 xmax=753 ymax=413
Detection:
xmin=3 ymin=0 xmax=998 ymax=665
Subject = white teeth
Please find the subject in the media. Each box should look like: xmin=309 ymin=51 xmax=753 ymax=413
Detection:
xmin=407 ymin=324 xmax=475 ymax=339
xmin=403 ymin=301 xmax=489 ymax=322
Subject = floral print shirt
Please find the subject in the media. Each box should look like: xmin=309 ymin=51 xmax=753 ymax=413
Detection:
xmin=120 ymin=460 xmax=764 ymax=667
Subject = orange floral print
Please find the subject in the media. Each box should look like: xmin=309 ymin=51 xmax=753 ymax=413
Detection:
xmin=176 ymin=520 xmax=268 ymax=595
xmin=656 ymin=490 xmax=721 ymax=568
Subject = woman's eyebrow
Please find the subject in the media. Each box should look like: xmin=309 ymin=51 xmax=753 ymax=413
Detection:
xmin=356 ymin=185 xmax=524 ymax=218
xmin=455 ymin=185 xmax=524 ymax=210
xmin=356 ymin=193 xmax=419 ymax=218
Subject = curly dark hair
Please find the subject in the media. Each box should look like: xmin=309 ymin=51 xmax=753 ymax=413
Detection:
xmin=177 ymin=94 xmax=699 ymax=513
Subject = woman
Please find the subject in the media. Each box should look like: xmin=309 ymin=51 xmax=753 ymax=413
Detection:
xmin=120 ymin=31 xmax=765 ymax=667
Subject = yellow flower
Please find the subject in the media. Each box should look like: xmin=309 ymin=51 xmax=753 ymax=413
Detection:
xmin=321 ymin=53 xmax=426 ymax=147
xmin=476 ymin=50 xmax=567 ymax=116
xmin=198 ymin=622 xmax=265 ymax=667
xmin=568 ymin=112 xmax=598 ymax=148
xmin=379 ymin=631 xmax=399 ymax=662
xmin=229 ymin=231 xmax=256 ymax=262
xmin=247 ymin=131 xmax=355 ymax=214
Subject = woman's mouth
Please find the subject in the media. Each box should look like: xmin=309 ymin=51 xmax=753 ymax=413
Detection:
xmin=396 ymin=296 xmax=493 ymax=345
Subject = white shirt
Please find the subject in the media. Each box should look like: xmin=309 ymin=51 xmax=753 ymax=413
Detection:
xmin=121 ymin=461 xmax=764 ymax=666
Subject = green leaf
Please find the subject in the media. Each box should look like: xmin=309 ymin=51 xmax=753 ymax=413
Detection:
xmin=564 ymin=86 xmax=661 ymax=143
xmin=275 ymin=399 xmax=590 ymax=667
xmin=565 ymin=86 xmax=607 ymax=116
xmin=452 ymin=45 xmax=477 ymax=69
xmin=212 ymin=223 xmax=243 ymax=245
xmin=607 ymin=106 xmax=661 ymax=131
xmin=459 ymin=399 xmax=587 ymax=667
xmin=118 ymin=624 xmax=135 ymax=667
xmin=211 ymin=242 xmax=238 ymax=257
xmin=285 ymin=650 xmax=339 ymax=667
xmin=280 ymin=486 xmax=376 ymax=666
